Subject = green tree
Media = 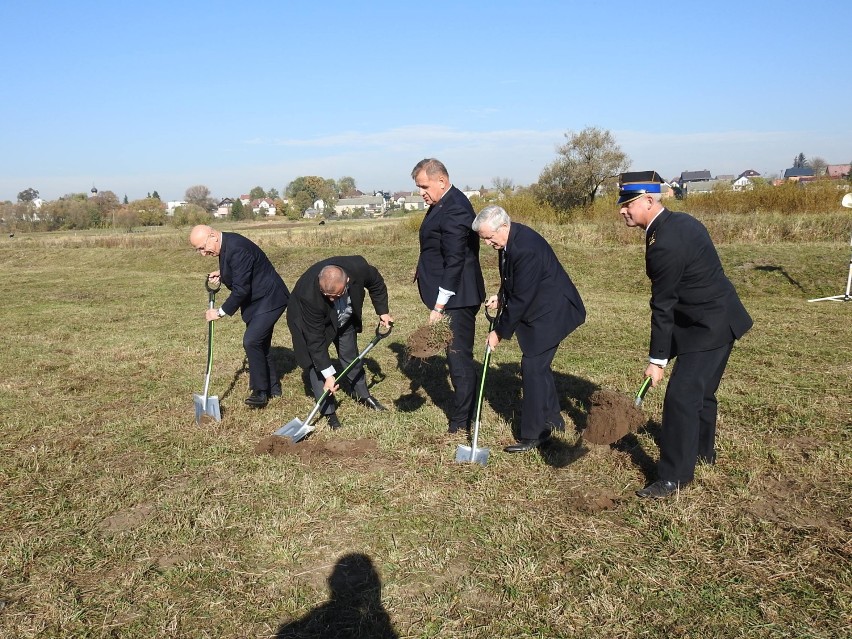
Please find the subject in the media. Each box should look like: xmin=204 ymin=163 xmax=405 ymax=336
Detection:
xmin=93 ymin=191 xmax=120 ymax=225
xmin=127 ymin=197 xmax=166 ymax=226
xmin=793 ymin=153 xmax=807 ymax=168
xmin=123 ymin=194 xmax=129 ymax=204
xmin=170 ymin=203 xmax=211 ymax=227
xmin=337 ymin=176 xmax=357 ymax=197
xmin=267 ymin=187 xmax=279 ymax=200
xmin=249 ymin=186 xmax=266 ymax=200
xmin=151 ymin=191 xmax=161 ymax=200
xmin=285 ymin=176 xmax=338 ymax=217
xmin=533 ymin=126 xmax=629 ymax=211
xmin=230 ymin=199 xmax=245 ymax=220
xmin=17 ymin=187 xmax=39 ymax=203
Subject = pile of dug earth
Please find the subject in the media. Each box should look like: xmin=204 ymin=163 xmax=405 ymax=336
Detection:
xmin=583 ymin=389 xmax=647 ymax=445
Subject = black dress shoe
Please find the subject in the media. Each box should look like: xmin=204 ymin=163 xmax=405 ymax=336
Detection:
xmin=358 ymin=396 xmax=387 ymax=411
xmin=327 ymin=413 xmax=341 ymax=430
xmin=504 ymin=433 xmax=550 ymax=453
xmin=269 ymin=388 xmax=282 ymax=398
xmin=636 ymin=480 xmax=681 ymax=499
xmin=244 ymin=391 xmax=269 ymax=408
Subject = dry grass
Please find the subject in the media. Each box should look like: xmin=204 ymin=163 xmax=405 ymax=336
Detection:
xmin=0 ymin=217 xmax=849 ymax=638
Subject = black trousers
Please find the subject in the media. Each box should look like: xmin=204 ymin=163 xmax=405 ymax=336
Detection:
xmin=306 ymin=321 xmax=370 ymax=416
xmin=445 ymin=306 xmax=479 ymax=430
xmin=658 ymin=342 xmax=734 ymax=484
xmin=243 ymin=306 xmax=285 ymax=394
xmin=519 ymin=343 xmax=563 ymax=440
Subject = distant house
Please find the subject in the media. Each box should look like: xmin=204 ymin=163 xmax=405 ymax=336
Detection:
xmin=826 ymin=164 xmax=851 ymax=179
xmin=239 ymin=194 xmax=251 ymax=206
xmin=215 ymin=198 xmax=233 ymax=218
xmin=398 ymin=194 xmax=426 ymax=211
xmin=462 ymin=189 xmax=481 ymax=199
xmin=334 ymin=195 xmax=386 ymax=217
xmin=303 ymin=207 xmax=321 ymax=219
xmin=783 ymin=167 xmax=815 ymax=181
xmin=683 ymin=179 xmax=731 ymax=195
xmin=251 ymin=198 xmax=276 ymax=216
xmin=738 ymin=169 xmax=761 ymax=179
xmin=732 ymin=176 xmax=754 ymax=191
xmin=679 ymin=170 xmax=712 ymax=183
xmin=166 ymin=200 xmax=188 ymax=216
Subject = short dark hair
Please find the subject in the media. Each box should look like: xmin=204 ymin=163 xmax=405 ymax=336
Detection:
xmin=411 ymin=158 xmax=449 ymax=181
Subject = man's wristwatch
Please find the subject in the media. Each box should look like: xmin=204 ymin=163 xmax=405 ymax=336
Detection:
xmin=433 ymin=307 xmax=445 ymax=315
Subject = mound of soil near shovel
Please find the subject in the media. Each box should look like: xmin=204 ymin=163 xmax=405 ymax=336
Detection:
xmin=254 ymin=435 xmax=377 ymax=462
xmin=405 ymin=321 xmax=453 ymax=359
xmin=583 ymin=389 xmax=647 ymax=445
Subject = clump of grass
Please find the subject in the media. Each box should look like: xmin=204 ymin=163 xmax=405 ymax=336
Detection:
xmin=405 ymin=318 xmax=453 ymax=359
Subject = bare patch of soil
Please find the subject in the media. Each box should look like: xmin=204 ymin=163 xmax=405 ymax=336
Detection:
xmin=98 ymin=503 xmax=155 ymax=532
xmin=564 ymin=488 xmax=622 ymax=513
xmin=745 ymin=478 xmax=843 ymax=532
xmin=197 ymin=414 xmax=218 ymax=427
xmin=254 ymin=435 xmax=378 ymax=463
xmin=405 ymin=321 xmax=453 ymax=359
xmin=583 ymin=389 xmax=647 ymax=445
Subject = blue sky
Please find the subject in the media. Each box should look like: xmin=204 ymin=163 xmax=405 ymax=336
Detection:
xmin=1 ymin=1 xmax=849 ymax=203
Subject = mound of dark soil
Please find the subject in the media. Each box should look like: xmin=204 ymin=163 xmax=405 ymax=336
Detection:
xmin=583 ymin=389 xmax=647 ymax=445
xmin=254 ymin=436 xmax=377 ymax=462
xmin=405 ymin=322 xmax=453 ymax=359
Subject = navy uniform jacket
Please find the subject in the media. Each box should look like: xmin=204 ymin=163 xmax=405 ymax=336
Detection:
xmin=287 ymin=256 xmax=390 ymax=371
xmin=218 ymin=232 xmax=289 ymax=323
xmin=496 ymin=223 xmax=586 ymax=356
xmin=415 ymin=185 xmax=485 ymax=309
xmin=645 ymin=209 xmax=752 ymax=359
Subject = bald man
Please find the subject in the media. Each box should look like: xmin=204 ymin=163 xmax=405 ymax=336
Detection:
xmin=189 ymin=225 xmax=290 ymax=408
xmin=287 ymin=256 xmax=393 ymax=430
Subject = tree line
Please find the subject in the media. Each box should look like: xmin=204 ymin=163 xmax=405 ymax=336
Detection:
xmin=4 ymin=126 xmax=847 ymax=233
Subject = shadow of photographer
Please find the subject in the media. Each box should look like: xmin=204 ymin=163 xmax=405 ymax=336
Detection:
xmin=275 ymin=553 xmax=398 ymax=639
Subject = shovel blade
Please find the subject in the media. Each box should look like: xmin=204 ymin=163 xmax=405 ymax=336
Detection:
xmin=274 ymin=418 xmax=314 ymax=443
xmin=193 ymin=393 xmax=221 ymax=424
xmin=455 ymin=444 xmax=490 ymax=466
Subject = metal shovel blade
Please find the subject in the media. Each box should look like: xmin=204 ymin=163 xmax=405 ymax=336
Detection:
xmin=454 ymin=443 xmax=490 ymax=466
xmin=193 ymin=393 xmax=221 ymax=424
xmin=274 ymin=417 xmax=315 ymax=443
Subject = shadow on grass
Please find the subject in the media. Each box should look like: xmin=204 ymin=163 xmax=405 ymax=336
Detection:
xmin=219 ymin=346 xmax=298 ymax=407
xmin=275 ymin=553 xmax=398 ymax=639
xmin=612 ymin=420 xmax=662 ymax=482
xmin=389 ymin=343 xmax=454 ymax=415
xmin=753 ymin=264 xmax=805 ymax=291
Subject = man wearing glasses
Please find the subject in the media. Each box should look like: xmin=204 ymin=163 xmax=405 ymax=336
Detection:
xmin=189 ymin=225 xmax=290 ymax=409
xmin=286 ymin=256 xmax=394 ymax=430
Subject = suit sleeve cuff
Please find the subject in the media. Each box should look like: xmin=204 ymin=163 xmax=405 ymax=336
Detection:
xmin=321 ymin=366 xmax=336 ymax=378
xmin=649 ymin=357 xmax=668 ymax=367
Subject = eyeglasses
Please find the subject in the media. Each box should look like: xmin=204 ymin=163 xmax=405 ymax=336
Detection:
xmin=322 ymin=283 xmax=349 ymax=300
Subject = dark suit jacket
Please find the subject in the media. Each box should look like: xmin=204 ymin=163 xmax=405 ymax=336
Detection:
xmin=416 ymin=185 xmax=485 ymax=309
xmin=218 ymin=232 xmax=289 ymax=323
xmin=495 ymin=223 xmax=585 ymax=357
xmin=645 ymin=209 xmax=752 ymax=359
xmin=287 ymin=256 xmax=390 ymax=371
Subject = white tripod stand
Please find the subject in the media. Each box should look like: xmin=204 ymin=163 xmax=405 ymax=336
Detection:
xmin=808 ymin=192 xmax=852 ymax=302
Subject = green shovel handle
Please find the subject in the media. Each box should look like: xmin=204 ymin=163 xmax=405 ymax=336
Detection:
xmin=634 ymin=376 xmax=652 ymax=407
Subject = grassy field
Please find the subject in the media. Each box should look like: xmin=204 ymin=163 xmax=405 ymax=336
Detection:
xmin=0 ymin=216 xmax=849 ymax=638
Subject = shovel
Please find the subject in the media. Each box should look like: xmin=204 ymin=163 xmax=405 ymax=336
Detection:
xmin=193 ymin=277 xmax=222 ymax=424
xmin=455 ymin=310 xmax=496 ymax=465
xmin=274 ymin=322 xmax=394 ymax=442
xmin=634 ymin=376 xmax=653 ymax=407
